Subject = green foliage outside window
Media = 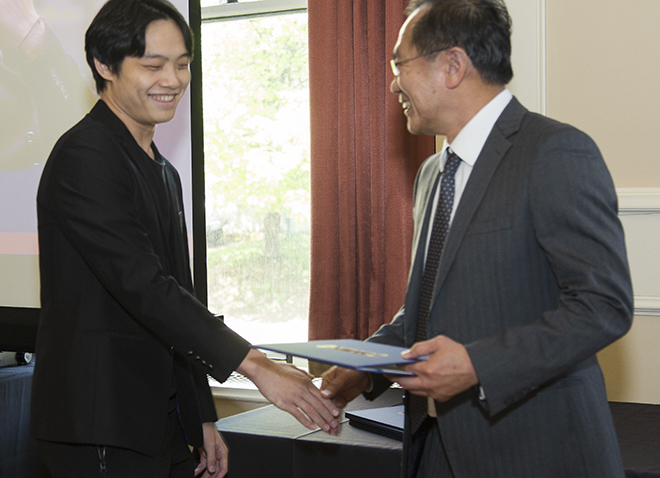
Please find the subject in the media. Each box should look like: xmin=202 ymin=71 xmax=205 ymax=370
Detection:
xmin=201 ymin=12 xmax=310 ymax=338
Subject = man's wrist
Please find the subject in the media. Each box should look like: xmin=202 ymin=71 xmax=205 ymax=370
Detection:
xmin=235 ymin=348 xmax=269 ymax=380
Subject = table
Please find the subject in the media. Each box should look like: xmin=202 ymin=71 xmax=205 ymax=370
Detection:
xmin=216 ymin=390 xmax=660 ymax=478
xmin=217 ymin=387 xmax=404 ymax=478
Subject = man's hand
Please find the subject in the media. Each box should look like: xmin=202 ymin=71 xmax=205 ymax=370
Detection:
xmin=237 ymin=349 xmax=341 ymax=434
xmin=195 ymin=422 xmax=228 ymax=478
xmin=390 ymin=335 xmax=479 ymax=402
xmin=320 ymin=366 xmax=370 ymax=408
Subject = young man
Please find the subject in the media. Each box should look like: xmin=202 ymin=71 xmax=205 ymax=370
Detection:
xmin=322 ymin=1 xmax=633 ymax=477
xmin=31 ymin=1 xmax=339 ymax=477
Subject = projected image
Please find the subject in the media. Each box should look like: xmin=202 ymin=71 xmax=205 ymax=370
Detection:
xmin=0 ymin=0 xmax=101 ymax=171
xmin=1 ymin=0 xmax=103 ymax=307
xmin=1 ymin=1 xmax=103 ymax=308
xmin=0 ymin=0 xmax=190 ymax=308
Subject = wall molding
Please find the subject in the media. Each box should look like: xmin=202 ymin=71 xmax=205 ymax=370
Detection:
xmin=617 ymin=188 xmax=660 ymax=317
xmin=617 ymin=188 xmax=660 ymax=215
xmin=633 ymin=297 xmax=660 ymax=317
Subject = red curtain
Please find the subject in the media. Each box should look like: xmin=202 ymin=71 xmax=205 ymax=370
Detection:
xmin=308 ymin=0 xmax=434 ymax=341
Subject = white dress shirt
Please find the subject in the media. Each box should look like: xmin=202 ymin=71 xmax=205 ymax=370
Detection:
xmin=424 ymin=89 xmax=513 ymax=262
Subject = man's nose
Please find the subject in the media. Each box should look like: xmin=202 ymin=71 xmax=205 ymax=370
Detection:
xmin=161 ymin=65 xmax=181 ymax=88
xmin=390 ymin=77 xmax=401 ymax=94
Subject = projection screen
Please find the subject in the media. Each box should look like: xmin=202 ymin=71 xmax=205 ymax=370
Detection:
xmin=0 ymin=0 xmax=193 ymax=349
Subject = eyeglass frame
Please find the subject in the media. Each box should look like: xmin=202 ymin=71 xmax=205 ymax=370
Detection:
xmin=390 ymin=48 xmax=449 ymax=76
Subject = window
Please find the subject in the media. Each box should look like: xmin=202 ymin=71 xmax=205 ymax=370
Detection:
xmin=200 ymin=0 xmax=309 ymax=345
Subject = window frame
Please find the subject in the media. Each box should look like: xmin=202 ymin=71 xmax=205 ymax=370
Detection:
xmin=202 ymin=0 xmax=306 ymax=21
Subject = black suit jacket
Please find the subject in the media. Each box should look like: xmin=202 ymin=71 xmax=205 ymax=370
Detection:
xmin=369 ymin=98 xmax=633 ymax=477
xmin=31 ymin=101 xmax=251 ymax=455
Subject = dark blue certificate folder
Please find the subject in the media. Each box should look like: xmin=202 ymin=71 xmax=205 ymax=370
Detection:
xmin=254 ymin=339 xmax=424 ymax=376
xmin=346 ymin=405 xmax=405 ymax=441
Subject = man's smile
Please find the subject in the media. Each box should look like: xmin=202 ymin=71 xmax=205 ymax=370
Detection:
xmin=150 ymin=94 xmax=177 ymax=103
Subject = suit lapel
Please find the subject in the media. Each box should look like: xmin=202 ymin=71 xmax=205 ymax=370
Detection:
xmin=432 ymin=98 xmax=527 ymax=299
xmin=91 ymin=101 xmax=176 ymax=274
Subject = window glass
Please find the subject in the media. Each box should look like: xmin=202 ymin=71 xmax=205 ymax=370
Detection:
xmin=201 ymin=9 xmax=309 ymax=345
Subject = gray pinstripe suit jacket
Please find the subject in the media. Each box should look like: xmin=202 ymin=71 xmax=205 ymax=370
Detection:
xmin=369 ymin=97 xmax=633 ymax=477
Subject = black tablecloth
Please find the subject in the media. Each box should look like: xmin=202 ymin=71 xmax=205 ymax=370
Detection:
xmin=610 ymin=402 xmax=660 ymax=478
xmin=217 ymin=390 xmax=660 ymax=478
xmin=0 ymin=362 xmax=50 ymax=478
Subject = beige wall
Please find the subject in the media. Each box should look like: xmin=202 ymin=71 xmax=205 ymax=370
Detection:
xmin=598 ymin=315 xmax=660 ymax=403
xmin=541 ymin=0 xmax=660 ymax=403
xmin=546 ymin=0 xmax=660 ymax=188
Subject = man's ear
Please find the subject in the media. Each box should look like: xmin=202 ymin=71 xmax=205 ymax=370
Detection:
xmin=443 ymin=47 xmax=470 ymax=90
xmin=94 ymin=58 xmax=114 ymax=81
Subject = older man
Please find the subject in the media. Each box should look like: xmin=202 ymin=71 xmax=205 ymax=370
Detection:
xmin=322 ymin=1 xmax=633 ymax=476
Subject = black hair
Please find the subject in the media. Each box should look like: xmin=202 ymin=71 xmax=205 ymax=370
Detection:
xmin=85 ymin=0 xmax=193 ymax=93
xmin=404 ymin=0 xmax=513 ymax=86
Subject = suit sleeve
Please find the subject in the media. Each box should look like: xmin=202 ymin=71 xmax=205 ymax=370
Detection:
xmin=465 ymin=128 xmax=633 ymax=416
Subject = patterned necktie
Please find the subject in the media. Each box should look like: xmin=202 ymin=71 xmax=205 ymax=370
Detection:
xmin=409 ymin=151 xmax=462 ymax=435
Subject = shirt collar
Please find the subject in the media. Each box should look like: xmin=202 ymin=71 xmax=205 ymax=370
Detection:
xmin=444 ymin=88 xmax=513 ymax=167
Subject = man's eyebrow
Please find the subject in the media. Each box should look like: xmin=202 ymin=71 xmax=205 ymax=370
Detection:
xmin=142 ymin=53 xmax=191 ymax=61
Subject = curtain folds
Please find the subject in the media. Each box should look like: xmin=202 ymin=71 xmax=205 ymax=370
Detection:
xmin=308 ymin=0 xmax=434 ymax=341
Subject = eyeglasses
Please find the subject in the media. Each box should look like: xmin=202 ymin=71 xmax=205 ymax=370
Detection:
xmin=390 ymin=49 xmax=448 ymax=76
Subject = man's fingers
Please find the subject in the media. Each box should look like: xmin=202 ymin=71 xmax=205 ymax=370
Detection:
xmin=240 ymin=352 xmax=342 ymax=434
xmin=321 ymin=366 xmax=370 ymax=408
xmin=279 ymin=383 xmax=340 ymax=432
xmin=195 ymin=455 xmax=208 ymax=477
xmin=296 ymin=388 xmax=339 ymax=432
xmin=282 ymin=402 xmax=317 ymax=430
xmin=216 ymin=441 xmax=228 ymax=476
xmin=206 ymin=447 xmax=217 ymax=474
xmin=401 ymin=337 xmax=440 ymax=359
